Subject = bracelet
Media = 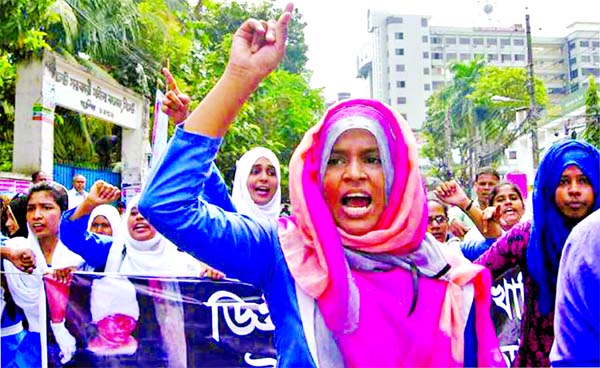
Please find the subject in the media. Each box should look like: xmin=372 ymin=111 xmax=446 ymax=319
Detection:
xmin=464 ymin=199 xmax=474 ymax=212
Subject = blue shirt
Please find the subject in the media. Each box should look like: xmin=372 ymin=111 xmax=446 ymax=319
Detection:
xmin=550 ymin=209 xmax=600 ymax=367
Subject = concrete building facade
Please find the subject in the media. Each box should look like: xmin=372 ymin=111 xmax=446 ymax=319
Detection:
xmin=357 ymin=10 xmax=600 ymax=130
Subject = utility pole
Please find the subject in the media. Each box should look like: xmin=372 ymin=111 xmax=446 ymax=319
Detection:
xmin=525 ymin=12 xmax=540 ymax=169
xmin=444 ymin=108 xmax=452 ymax=180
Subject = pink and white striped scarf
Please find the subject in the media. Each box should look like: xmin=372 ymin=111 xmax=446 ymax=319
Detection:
xmin=279 ymin=99 xmax=502 ymax=366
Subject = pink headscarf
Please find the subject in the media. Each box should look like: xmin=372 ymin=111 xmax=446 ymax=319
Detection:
xmin=278 ymin=99 xmax=502 ymax=366
xmin=280 ymin=98 xmax=427 ymax=303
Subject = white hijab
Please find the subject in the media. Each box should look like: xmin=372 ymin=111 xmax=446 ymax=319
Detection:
xmin=90 ymin=276 xmax=139 ymax=323
xmin=104 ymin=194 xmax=203 ymax=276
xmin=2 ymin=230 xmax=85 ymax=332
xmin=231 ymin=147 xmax=282 ymax=220
xmin=87 ymin=204 xmax=123 ymax=239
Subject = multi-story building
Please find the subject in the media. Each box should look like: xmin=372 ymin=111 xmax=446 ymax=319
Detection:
xmin=357 ymin=9 xmax=600 ymax=130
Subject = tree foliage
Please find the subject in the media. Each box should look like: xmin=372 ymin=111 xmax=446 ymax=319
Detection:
xmin=421 ymin=60 xmax=549 ymax=183
xmin=1 ymin=0 xmax=325 ymax=200
xmin=582 ymin=77 xmax=600 ymax=148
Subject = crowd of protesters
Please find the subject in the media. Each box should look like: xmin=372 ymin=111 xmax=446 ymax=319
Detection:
xmin=1 ymin=3 xmax=599 ymax=367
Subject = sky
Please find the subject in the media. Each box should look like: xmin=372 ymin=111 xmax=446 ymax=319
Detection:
xmin=221 ymin=0 xmax=600 ymax=102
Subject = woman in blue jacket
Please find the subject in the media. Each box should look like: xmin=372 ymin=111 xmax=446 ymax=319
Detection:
xmin=139 ymin=4 xmax=503 ymax=367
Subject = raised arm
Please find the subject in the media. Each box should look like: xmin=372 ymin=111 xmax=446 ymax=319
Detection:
xmin=159 ymin=70 xmax=236 ymax=212
xmin=181 ymin=3 xmax=293 ymax=138
xmin=474 ymin=220 xmax=531 ymax=279
xmin=60 ymin=180 xmax=121 ymax=268
xmin=435 ymin=180 xmax=503 ymax=239
xmin=138 ymin=7 xmax=294 ymax=287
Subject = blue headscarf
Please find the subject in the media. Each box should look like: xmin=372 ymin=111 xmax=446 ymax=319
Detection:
xmin=527 ymin=139 xmax=600 ymax=315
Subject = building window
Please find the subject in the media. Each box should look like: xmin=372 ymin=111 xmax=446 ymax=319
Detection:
xmin=487 ymin=54 xmax=498 ymax=61
xmin=570 ymin=57 xmax=577 ymax=65
xmin=422 ymin=35 xmax=429 ymax=43
xmin=396 ymin=64 xmax=406 ymax=72
xmin=386 ymin=16 xmax=403 ymax=24
xmin=445 ymin=37 xmax=457 ymax=44
xmin=432 ymin=81 xmax=445 ymax=90
xmin=580 ymin=40 xmax=589 ymax=47
xmin=581 ymin=55 xmax=591 ymax=63
xmin=421 ymin=18 xmax=428 ymax=27
xmin=423 ymin=67 xmax=430 ymax=75
xmin=514 ymin=54 xmax=525 ymax=61
xmin=395 ymin=32 xmax=404 ymax=40
xmin=583 ymin=67 xmax=600 ymax=77
xmin=594 ymin=55 xmax=600 ymax=63
xmin=473 ymin=38 xmax=484 ymax=45
xmin=486 ymin=38 xmax=497 ymax=46
xmin=459 ymin=37 xmax=470 ymax=45
xmin=397 ymin=97 xmax=407 ymax=104
xmin=501 ymin=54 xmax=512 ymax=62
xmin=424 ymin=84 xmax=431 ymax=91
xmin=570 ymin=84 xmax=579 ymax=92
xmin=500 ymin=38 xmax=510 ymax=46
xmin=569 ymin=42 xmax=576 ymax=50
xmin=513 ymin=39 xmax=525 ymax=46
xmin=396 ymin=81 xmax=406 ymax=88
xmin=474 ymin=53 xmax=485 ymax=60
xmin=570 ymin=69 xmax=578 ymax=79
xmin=423 ymin=51 xmax=429 ymax=59
xmin=432 ymin=52 xmax=443 ymax=60
xmin=431 ymin=36 xmax=441 ymax=44
xmin=445 ymin=52 xmax=457 ymax=60
xmin=460 ymin=53 xmax=471 ymax=61
xmin=395 ymin=48 xmax=404 ymax=55
xmin=592 ymin=41 xmax=600 ymax=48
xmin=432 ymin=66 xmax=444 ymax=75
xmin=549 ymin=87 xmax=567 ymax=94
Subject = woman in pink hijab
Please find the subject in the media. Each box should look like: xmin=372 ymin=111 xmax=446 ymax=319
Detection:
xmin=139 ymin=4 xmax=502 ymax=367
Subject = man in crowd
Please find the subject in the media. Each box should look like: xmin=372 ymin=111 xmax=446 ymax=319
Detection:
xmin=67 ymin=174 xmax=88 ymax=209
xmin=31 ymin=171 xmax=52 ymax=184
xmin=447 ymin=167 xmax=500 ymax=239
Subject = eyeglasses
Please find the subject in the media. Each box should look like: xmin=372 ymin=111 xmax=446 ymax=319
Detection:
xmin=427 ymin=215 xmax=448 ymax=225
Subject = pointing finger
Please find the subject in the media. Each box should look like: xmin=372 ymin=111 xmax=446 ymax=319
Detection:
xmin=162 ymin=67 xmax=180 ymax=93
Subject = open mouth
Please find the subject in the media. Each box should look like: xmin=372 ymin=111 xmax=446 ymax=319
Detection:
xmin=133 ymin=223 xmax=150 ymax=231
xmin=254 ymin=186 xmax=271 ymax=196
xmin=341 ymin=193 xmax=372 ymax=218
xmin=31 ymin=223 xmax=45 ymax=232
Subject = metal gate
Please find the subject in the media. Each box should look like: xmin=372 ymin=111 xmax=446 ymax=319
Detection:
xmin=53 ymin=163 xmax=121 ymax=191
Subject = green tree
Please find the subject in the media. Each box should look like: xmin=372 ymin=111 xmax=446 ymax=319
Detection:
xmin=582 ymin=77 xmax=600 ymax=148
xmin=421 ymin=58 xmax=486 ymax=183
xmin=421 ymin=61 xmax=549 ymax=183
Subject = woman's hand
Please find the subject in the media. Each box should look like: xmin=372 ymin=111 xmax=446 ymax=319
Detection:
xmin=161 ymin=68 xmax=191 ymax=124
xmin=182 ymin=3 xmax=294 ymax=138
xmin=200 ymin=265 xmax=226 ymax=280
xmin=4 ymin=247 xmax=36 ymax=273
xmin=226 ymin=3 xmax=294 ymax=85
xmin=70 ymin=180 xmax=121 ymax=221
xmin=480 ymin=205 xmax=504 ymax=237
xmin=49 ymin=266 xmax=77 ymax=285
xmin=434 ymin=180 xmax=471 ymax=210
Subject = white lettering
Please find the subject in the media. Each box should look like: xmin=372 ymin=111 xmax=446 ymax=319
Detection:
xmin=205 ymin=290 xmax=275 ymax=342
xmin=491 ymin=271 xmax=524 ymax=321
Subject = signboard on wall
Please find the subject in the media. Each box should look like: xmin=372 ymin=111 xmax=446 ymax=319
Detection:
xmin=42 ymin=51 xmax=144 ymax=130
